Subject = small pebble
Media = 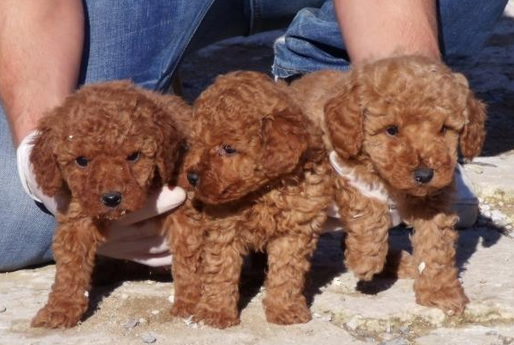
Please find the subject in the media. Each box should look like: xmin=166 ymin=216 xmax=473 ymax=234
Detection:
xmin=382 ymin=333 xmax=394 ymax=341
xmin=142 ymin=332 xmax=157 ymax=344
xmin=321 ymin=315 xmax=332 ymax=322
xmin=346 ymin=317 xmax=360 ymax=330
xmin=491 ymin=210 xmax=506 ymax=222
xmin=139 ymin=318 xmax=147 ymax=324
xmin=168 ymin=295 xmax=174 ymax=304
xmin=120 ymin=294 xmax=129 ymax=300
xmin=151 ymin=310 xmax=160 ymax=315
xmin=0 ymin=306 xmax=6 ymax=313
xmin=399 ymin=325 xmax=409 ymax=334
xmin=183 ymin=316 xmax=194 ymax=326
xmin=123 ymin=319 xmax=139 ymax=331
xmin=480 ymin=204 xmax=491 ymax=211
xmin=312 ymin=313 xmax=321 ymax=319
xmin=380 ymin=337 xmax=409 ymax=345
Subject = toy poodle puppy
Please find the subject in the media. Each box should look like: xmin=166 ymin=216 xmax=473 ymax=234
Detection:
xmin=168 ymin=71 xmax=332 ymax=328
xmin=30 ymin=81 xmax=189 ymax=328
xmin=290 ymin=55 xmax=486 ymax=315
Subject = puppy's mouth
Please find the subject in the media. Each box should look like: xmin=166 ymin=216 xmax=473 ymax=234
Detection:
xmin=91 ymin=206 xmax=130 ymax=221
xmin=193 ymin=188 xmax=240 ymax=205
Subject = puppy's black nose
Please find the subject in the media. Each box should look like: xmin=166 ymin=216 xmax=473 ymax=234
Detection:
xmin=187 ymin=172 xmax=199 ymax=187
xmin=101 ymin=192 xmax=122 ymax=208
xmin=414 ymin=168 xmax=434 ymax=184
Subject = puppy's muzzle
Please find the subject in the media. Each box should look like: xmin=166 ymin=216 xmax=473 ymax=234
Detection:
xmin=187 ymin=172 xmax=200 ymax=187
xmin=101 ymin=192 xmax=122 ymax=208
xmin=414 ymin=168 xmax=434 ymax=184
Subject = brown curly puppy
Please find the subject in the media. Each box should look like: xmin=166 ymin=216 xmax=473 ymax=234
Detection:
xmin=167 ymin=71 xmax=332 ymax=328
xmin=30 ymin=81 xmax=189 ymax=328
xmin=290 ymin=56 xmax=486 ymax=315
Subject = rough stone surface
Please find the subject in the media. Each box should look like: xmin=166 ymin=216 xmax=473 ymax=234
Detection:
xmin=2 ymin=2 xmax=514 ymax=345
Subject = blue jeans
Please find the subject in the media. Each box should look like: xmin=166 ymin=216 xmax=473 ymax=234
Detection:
xmin=0 ymin=0 xmax=325 ymax=271
xmin=273 ymin=0 xmax=509 ymax=78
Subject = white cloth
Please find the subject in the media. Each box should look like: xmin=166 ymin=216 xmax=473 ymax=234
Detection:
xmin=327 ymin=151 xmax=402 ymax=227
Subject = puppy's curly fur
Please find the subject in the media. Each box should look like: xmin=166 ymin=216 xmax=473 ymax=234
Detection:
xmin=30 ymin=81 xmax=189 ymax=328
xmin=290 ymin=56 xmax=486 ymax=315
xmin=167 ymin=71 xmax=332 ymax=328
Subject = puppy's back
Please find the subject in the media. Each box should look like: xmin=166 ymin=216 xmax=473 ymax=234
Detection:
xmin=289 ymin=70 xmax=347 ymax=152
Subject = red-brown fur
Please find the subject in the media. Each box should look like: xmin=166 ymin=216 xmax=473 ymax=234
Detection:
xmin=30 ymin=81 xmax=190 ymax=328
xmin=290 ymin=56 xmax=486 ymax=315
xmin=167 ymin=71 xmax=333 ymax=328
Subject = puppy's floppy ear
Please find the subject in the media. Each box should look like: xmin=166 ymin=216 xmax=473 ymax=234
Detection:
xmin=451 ymin=72 xmax=486 ymax=160
xmin=325 ymin=81 xmax=364 ymax=159
xmin=30 ymin=125 xmax=63 ymax=197
xmin=261 ymin=106 xmax=308 ymax=178
xmin=152 ymin=95 xmax=190 ymax=183
xmin=460 ymin=94 xmax=486 ymax=160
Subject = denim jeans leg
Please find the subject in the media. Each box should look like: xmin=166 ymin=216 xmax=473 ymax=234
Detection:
xmin=273 ymin=0 xmax=509 ymax=78
xmin=0 ymin=107 xmax=55 ymax=271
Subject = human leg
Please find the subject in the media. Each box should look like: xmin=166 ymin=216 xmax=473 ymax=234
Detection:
xmin=272 ymin=0 xmax=508 ymax=78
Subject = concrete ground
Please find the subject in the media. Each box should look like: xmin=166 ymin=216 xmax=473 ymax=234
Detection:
xmin=2 ymin=2 xmax=514 ymax=345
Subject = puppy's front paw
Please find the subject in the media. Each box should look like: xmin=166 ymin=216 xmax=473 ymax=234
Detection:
xmin=416 ymin=285 xmax=469 ymax=316
xmin=264 ymin=301 xmax=311 ymax=325
xmin=31 ymin=305 xmax=83 ymax=328
xmin=193 ymin=307 xmax=239 ymax=329
xmin=170 ymin=300 xmax=197 ymax=319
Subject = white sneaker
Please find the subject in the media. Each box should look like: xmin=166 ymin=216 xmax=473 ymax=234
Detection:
xmin=452 ymin=163 xmax=480 ymax=229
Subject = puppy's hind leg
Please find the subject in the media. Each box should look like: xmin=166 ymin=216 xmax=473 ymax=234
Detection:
xmin=32 ymin=219 xmax=102 ymax=328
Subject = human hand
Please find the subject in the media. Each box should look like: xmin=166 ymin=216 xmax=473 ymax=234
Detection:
xmin=17 ymin=131 xmax=186 ymax=267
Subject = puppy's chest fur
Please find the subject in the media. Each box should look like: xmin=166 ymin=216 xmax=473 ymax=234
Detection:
xmin=203 ymin=162 xmax=332 ymax=251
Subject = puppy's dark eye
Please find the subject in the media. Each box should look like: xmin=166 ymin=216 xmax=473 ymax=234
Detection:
xmin=127 ymin=151 xmax=140 ymax=162
xmin=75 ymin=156 xmax=89 ymax=168
xmin=222 ymin=145 xmax=237 ymax=155
xmin=440 ymin=125 xmax=448 ymax=134
xmin=386 ymin=126 xmax=399 ymax=136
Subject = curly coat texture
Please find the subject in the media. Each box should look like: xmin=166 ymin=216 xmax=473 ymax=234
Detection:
xmin=290 ymin=56 xmax=486 ymax=315
xmin=30 ymin=81 xmax=190 ymax=328
xmin=167 ymin=71 xmax=333 ymax=328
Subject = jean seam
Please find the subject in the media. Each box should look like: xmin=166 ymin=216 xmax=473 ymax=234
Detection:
xmin=248 ymin=0 xmax=262 ymax=35
xmin=157 ymin=0 xmax=217 ymax=91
